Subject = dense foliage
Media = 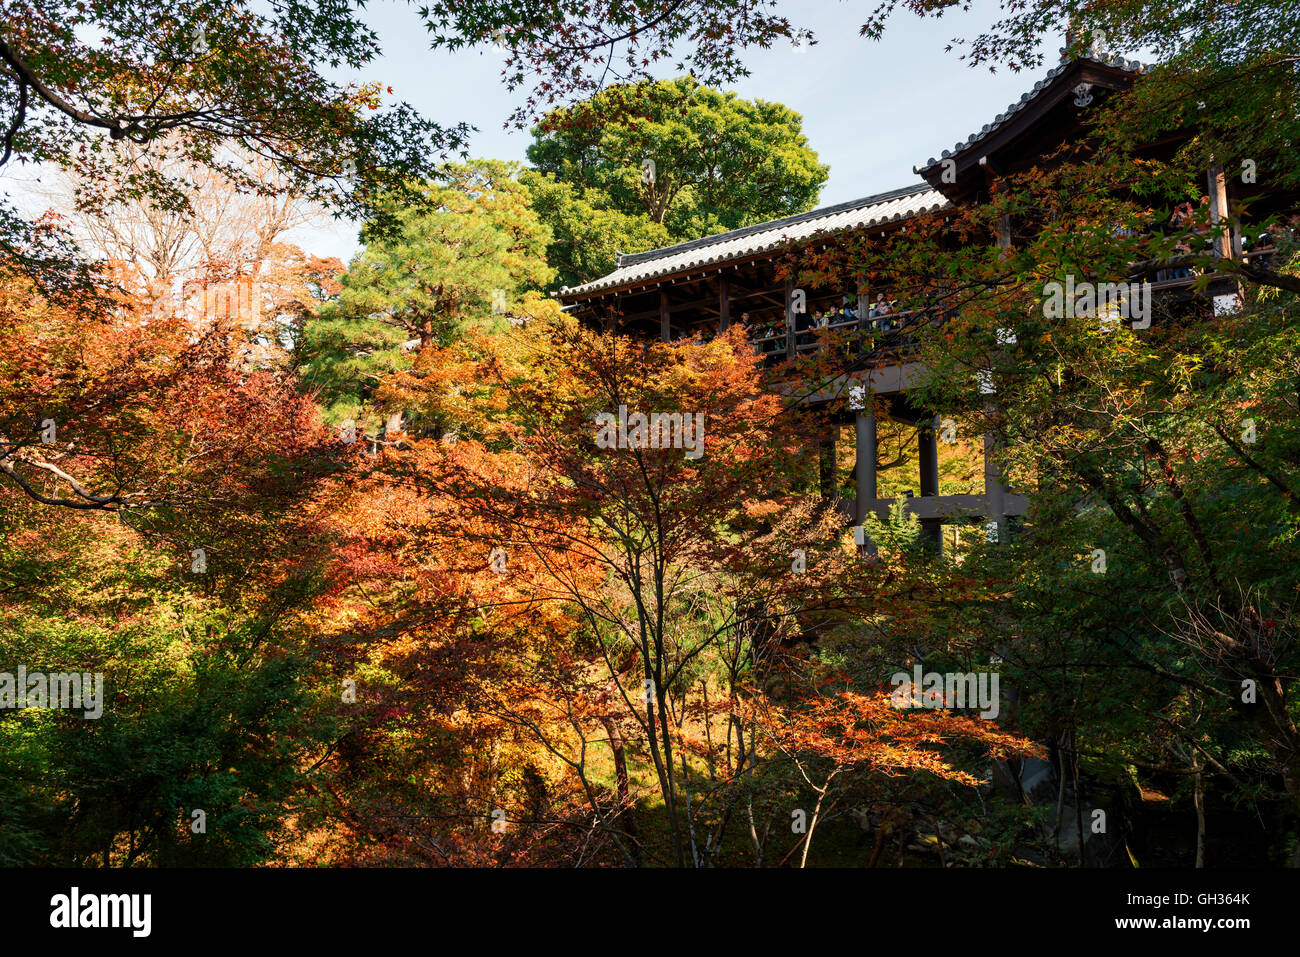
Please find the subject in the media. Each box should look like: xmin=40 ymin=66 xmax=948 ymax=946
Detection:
xmin=1 ymin=0 xmax=1296 ymax=868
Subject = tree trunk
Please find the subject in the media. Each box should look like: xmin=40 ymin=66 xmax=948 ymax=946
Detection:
xmin=600 ymin=715 xmax=640 ymax=865
xmin=1193 ymin=763 xmax=1206 ymax=868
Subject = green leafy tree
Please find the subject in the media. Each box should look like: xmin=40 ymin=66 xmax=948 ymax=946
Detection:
xmin=0 ymin=0 xmax=470 ymax=302
xmin=527 ymin=77 xmax=829 ymax=242
xmin=297 ymin=160 xmax=556 ymax=428
xmin=808 ymin=102 xmax=1300 ymax=865
xmin=519 ymin=169 xmax=672 ymax=291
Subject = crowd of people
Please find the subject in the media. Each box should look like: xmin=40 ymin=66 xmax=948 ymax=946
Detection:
xmin=677 ymin=205 xmax=1295 ymax=348
xmin=745 ymin=293 xmax=909 ymax=355
xmin=1155 ymin=200 xmax=1296 ymax=282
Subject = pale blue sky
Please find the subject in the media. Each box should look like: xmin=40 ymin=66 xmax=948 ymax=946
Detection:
xmin=291 ymin=0 xmax=1070 ymax=261
xmin=2 ymin=1 xmax=1071 ymax=262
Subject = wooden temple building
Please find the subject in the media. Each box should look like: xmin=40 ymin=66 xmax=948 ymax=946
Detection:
xmin=556 ymin=53 xmax=1290 ymax=551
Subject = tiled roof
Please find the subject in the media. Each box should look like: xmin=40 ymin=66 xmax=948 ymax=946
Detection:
xmin=560 ymin=55 xmax=1151 ymax=301
xmin=559 ymin=182 xmax=948 ymax=299
xmin=914 ymin=53 xmax=1149 ymax=175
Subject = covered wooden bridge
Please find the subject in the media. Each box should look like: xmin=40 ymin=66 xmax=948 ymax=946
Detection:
xmin=557 ymin=52 xmax=1282 ymax=551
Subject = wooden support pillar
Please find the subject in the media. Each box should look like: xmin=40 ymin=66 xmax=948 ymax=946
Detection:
xmin=984 ymin=402 xmax=1007 ymax=543
xmin=855 ymin=405 xmax=878 ymax=560
xmin=1207 ymin=165 xmax=1232 ymax=259
xmin=659 ymin=288 xmax=671 ymax=343
xmin=784 ymin=277 xmax=795 ymax=359
xmin=854 ymin=406 xmax=877 ymax=522
xmin=719 ymin=274 xmax=730 ymax=332
xmin=918 ymin=416 xmax=939 ymax=497
xmin=818 ymin=426 xmax=837 ymax=501
xmin=918 ymin=416 xmax=941 ymax=552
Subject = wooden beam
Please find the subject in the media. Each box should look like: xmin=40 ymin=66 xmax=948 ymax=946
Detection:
xmin=855 ymin=408 xmax=877 ymax=523
xmin=918 ymin=415 xmax=942 ymax=552
xmin=852 ymin=492 xmax=1029 ymax=521
xmin=984 ymin=400 xmax=1008 ymax=541
xmin=659 ymin=289 xmax=670 ymax=342
xmin=784 ymin=277 xmax=795 ymax=360
xmin=919 ymin=416 xmax=939 ymax=497
xmin=1207 ymin=164 xmax=1232 ymax=258
xmin=719 ymin=274 xmax=730 ymax=331
xmin=792 ymin=363 xmax=928 ymax=403
xmin=617 ymin=293 xmax=729 ymax=320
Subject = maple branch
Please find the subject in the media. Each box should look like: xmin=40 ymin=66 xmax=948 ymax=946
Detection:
xmin=0 ymin=35 xmax=123 ymax=131
xmin=0 ymin=73 xmax=26 ymax=166
xmin=1128 ymin=251 xmax=1300 ymax=295
xmin=541 ymin=1 xmax=691 ymax=53
xmin=1211 ymin=422 xmax=1300 ymax=506
xmin=0 ymin=454 xmax=167 ymax=511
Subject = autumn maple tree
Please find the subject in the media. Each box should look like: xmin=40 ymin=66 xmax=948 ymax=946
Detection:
xmin=322 ymin=315 xmax=1037 ymax=866
xmin=0 ymin=271 xmax=353 ymax=865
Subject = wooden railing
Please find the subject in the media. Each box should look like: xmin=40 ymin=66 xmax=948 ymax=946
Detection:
xmin=749 ymin=308 xmax=928 ymax=363
xmin=743 ymin=247 xmax=1286 ymax=363
xmin=1139 ymin=244 xmax=1279 ymax=289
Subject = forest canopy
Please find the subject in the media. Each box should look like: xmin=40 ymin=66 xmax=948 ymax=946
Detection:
xmin=1 ymin=0 xmax=1297 ymax=870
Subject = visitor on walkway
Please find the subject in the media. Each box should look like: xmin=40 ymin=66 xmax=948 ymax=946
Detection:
xmin=1163 ymin=202 xmax=1195 ymax=280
